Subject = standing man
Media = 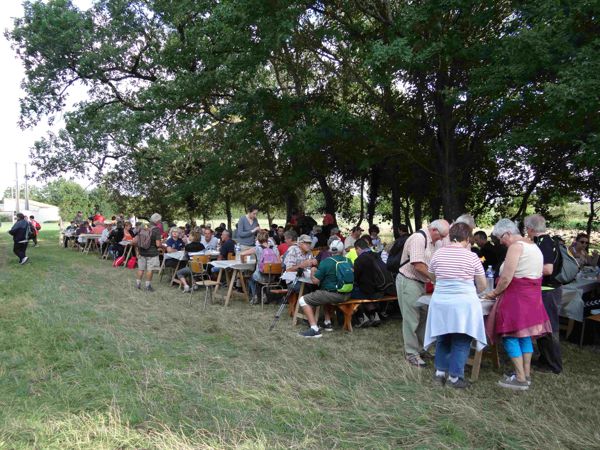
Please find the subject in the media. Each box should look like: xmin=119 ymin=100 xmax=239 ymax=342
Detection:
xmin=29 ymin=215 xmax=41 ymax=247
xmin=524 ymin=214 xmax=562 ymax=374
xmin=134 ymin=213 xmax=163 ymax=292
xmin=9 ymin=213 xmax=33 ymax=265
xmin=396 ymin=219 xmax=449 ymax=367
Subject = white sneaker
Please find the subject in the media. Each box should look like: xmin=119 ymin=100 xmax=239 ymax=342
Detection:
xmin=20 ymin=257 xmax=29 ymax=265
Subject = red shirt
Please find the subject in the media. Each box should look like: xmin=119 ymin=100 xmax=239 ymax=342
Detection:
xmin=278 ymin=242 xmax=290 ymax=256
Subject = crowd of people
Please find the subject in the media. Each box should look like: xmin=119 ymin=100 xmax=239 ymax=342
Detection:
xmin=13 ymin=204 xmax=600 ymax=391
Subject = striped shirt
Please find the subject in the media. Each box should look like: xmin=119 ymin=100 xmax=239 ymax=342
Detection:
xmin=429 ymin=246 xmax=485 ymax=280
xmin=398 ymin=228 xmax=435 ymax=283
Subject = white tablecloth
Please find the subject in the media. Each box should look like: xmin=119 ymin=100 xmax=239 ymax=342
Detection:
xmin=211 ymin=260 xmax=256 ymax=271
xmin=164 ymin=250 xmax=220 ymax=261
xmin=280 ymin=270 xmax=314 ymax=284
xmin=417 ymin=295 xmax=495 ymax=316
xmin=560 ymin=278 xmax=599 ymax=322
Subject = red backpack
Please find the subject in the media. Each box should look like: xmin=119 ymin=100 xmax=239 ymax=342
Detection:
xmin=113 ymin=255 xmax=126 ymax=267
xmin=126 ymin=256 xmax=137 ymax=269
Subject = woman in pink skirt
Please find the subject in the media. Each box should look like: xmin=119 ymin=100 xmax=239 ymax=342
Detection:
xmin=484 ymin=219 xmax=551 ymax=391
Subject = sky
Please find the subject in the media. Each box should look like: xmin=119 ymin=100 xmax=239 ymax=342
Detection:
xmin=0 ymin=0 xmax=92 ymax=196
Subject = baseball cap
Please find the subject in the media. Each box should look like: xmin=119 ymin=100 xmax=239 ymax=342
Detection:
xmin=298 ymin=234 xmax=312 ymax=244
xmin=329 ymin=239 xmax=344 ymax=253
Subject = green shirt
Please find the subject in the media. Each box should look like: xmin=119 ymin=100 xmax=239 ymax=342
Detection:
xmin=315 ymin=255 xmax=348 ymax=292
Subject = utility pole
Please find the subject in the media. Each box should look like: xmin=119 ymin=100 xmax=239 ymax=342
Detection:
xmin=15 ymin=162 xmax=20 ymax=213
xmin=24 ymin=164 xmax=30 ymax=210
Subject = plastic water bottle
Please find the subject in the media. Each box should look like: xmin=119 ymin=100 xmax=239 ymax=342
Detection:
xmin=486 ymin=266 xmax=495 ymax=292
xmin=235 ymin=243 xmax=241 ymax=261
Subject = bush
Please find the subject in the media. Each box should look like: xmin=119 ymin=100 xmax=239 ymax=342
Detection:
xmin=0 ymin=213 xmax=13 ymax=222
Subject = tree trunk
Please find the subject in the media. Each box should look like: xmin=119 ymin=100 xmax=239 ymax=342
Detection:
xmin=367 ymin=166 xmax=381 ymax=227
xmin=316 ymin=174 xmax=336 ymax=216
xmin=266 ymin=210 xmax=273 ymax=227
xmin=414 ymin=197 xmax=423 ymax=231
xmin=429 ymin=195 xmax=442 ymax=221
xmin=586 ymin=195 xmax=596 ymax=237
xmin=391 ymin=182 xmax=402 ymax=239
xmin=356 ymin=176 xmax=365 ymax=227
xmin=225 ymin=197 xmax=232 ymax=231
xmin=404 ymin=198 xmax=413 ymax=233
xmin=285 ymin=192 xmax=299 ymax=223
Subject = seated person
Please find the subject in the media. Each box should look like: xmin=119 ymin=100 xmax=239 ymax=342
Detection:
xmin=473 ymin=231 xmax=498 ymax=270
xmin=283 ymin=234 xmax=317 ymax=291
xmin=63 ymin=221 xmax=78 ymax=248
xmin=240 ymin=230 xmax=281 ymax=304
xmin=107 ymin=222 xmax=125 ymax=257
xmin=344 ymin=226 xmax=363 ymax=250
xmin=165 ymin=226 xmax=185 ymax=268
xmin=217 ymin=230 xmax=236 ymax=260
xmin=315 ymin=236 xmax=339 ymax=263
xmin=352 ymin=238 xmax=396 ymax=327
xmin=76 ymin=220 xmax=92 ymax=246
xmin=176 ymin=230 xmax=206 ymax=292
xmin=201 ymin=228 xmax=219 ymax=251
xmin=278 ymin=229 xmax=297 ymax=257
xmin=311 ymin=225 xmax=328 ymax=249
xmin=345 ymin=234 xmax=372 ymax=264
xmin=123 ymin=222 xmax=135 ymax=240
xmin=273 ymin=226 xmax=285 ymax=245
xmin=570 ymin=233 xmax=599 ymax=267
xmin=369 ymin=225 xmax=382 ymax=251
xmin=298 ymin=240 xmax=352 ymax=338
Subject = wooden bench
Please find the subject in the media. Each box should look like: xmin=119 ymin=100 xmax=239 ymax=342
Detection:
xmin=334 ymin=296 xmax=398 ymax=332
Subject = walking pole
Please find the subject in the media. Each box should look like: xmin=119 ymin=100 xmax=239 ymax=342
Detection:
xmin=269 ymin=268 xmax=303 ymax=331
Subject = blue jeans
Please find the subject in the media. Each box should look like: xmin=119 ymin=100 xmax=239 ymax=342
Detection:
xmin=434 ymin=333 xmax=473 ymax=378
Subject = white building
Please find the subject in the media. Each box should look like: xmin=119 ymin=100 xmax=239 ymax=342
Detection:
xmin=0 ymin=198 xmax=60 ymax=223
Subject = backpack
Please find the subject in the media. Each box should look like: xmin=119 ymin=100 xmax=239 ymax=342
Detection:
xmin=387 ymin=230 xmax=427 ymax=272
xmin=541 ymin=236 xmax=579 ymax=285
xmin=372 ymin=254 xmax=395 ymax=292
xmin=329 ymin=257 xmax=354 ymax=293
xmin=259 ymin=247 xmax=279 ymax=272
xmin=137 ymin=227 xmax=154 ymax=250
xmin=113 ymin=255 xmax=126 ymax=267
xmin=126 ymin=256 xmax=137 ymax=269
xmin=35 ymin=222 xmax=41 ymax=231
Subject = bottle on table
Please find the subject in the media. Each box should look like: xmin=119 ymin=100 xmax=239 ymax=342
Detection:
xmin=485 ymin=266 xmax=495 ymax=292
xmin=235 ymin=243 xmax=241 ymax=261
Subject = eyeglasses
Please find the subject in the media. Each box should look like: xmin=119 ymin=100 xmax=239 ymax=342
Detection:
xmin=578 ymin=240 xmax=589 ymax=244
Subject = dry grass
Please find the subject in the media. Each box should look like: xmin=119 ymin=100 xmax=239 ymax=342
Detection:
xmin=1 ymin=228 xmax=600 ymax=449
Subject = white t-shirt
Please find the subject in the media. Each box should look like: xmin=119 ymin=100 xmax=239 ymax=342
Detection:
xmin=500 ymin=241 xmax=543 ymax=278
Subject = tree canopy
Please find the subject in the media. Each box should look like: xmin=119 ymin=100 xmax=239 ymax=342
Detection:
xmin=8 ymin=0 xmax=600 ymax=230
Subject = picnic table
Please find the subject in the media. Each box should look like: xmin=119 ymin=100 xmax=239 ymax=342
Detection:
xmin=417 ymin=294 xmax=499 ymax=381
xmin=78 ymin=233 xmax=103 ymax=254
xmin=211 ymin=259 xmax=256 ymax=306
xmin=160 ymin=250 xmax=221 ymax=284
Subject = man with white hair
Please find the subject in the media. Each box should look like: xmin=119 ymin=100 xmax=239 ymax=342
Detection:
xmin=298 ymin=239 xmax=352 ymax=338
xmin=397 ymin=219 xmax=450 ymax=366
xmin=134 ymin=213 xmax=163 ymax=292
xmin=524 ymin=214 xmax=562 ymax=374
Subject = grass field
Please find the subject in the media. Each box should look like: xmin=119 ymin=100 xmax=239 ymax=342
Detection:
xmin=1 ymin=227 xmax=600 ymax=449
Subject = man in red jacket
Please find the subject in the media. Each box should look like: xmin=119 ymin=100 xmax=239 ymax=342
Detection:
xmin=29 ymin=215 xmax=41 ymax=247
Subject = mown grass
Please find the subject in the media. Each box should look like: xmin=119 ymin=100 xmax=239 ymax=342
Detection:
xmin=1 ymin=227 xmax=600 ymax=449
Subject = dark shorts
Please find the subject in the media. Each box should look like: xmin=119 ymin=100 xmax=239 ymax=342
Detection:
xmin=302 ymin=290 xmax=349 ymax=306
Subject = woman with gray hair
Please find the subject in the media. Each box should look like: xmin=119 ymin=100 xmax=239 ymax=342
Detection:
xmin=483 ymin=219 xmax=551 ymax=391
